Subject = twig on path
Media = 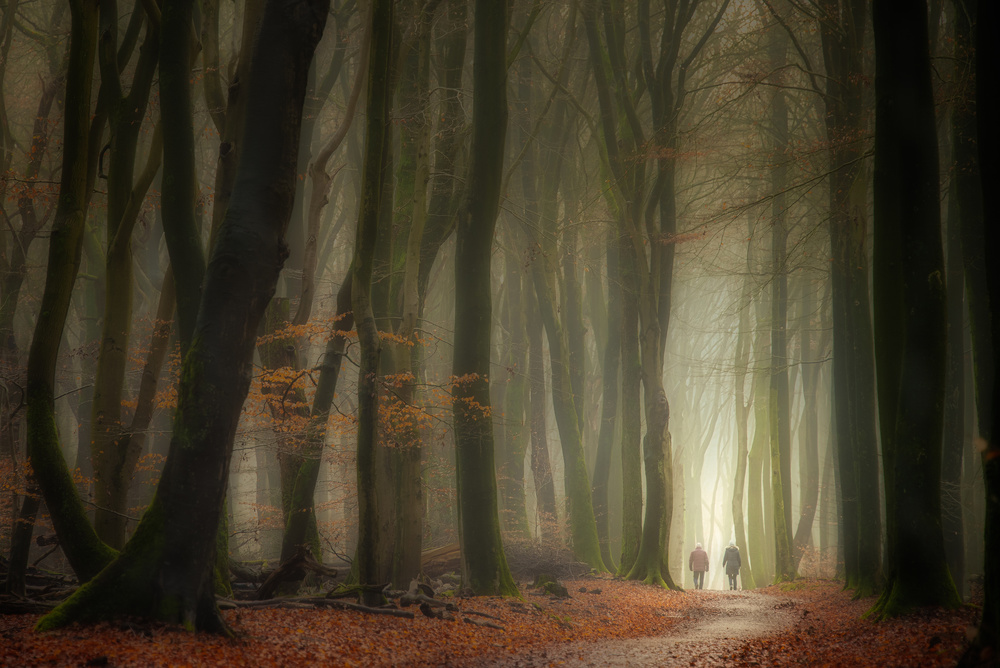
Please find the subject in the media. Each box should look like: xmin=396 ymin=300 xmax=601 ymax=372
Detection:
xmin=463 ymin=616 xmax=505 ymax=631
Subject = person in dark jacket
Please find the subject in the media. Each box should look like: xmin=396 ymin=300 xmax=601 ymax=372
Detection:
xmin=689 ymin=543 xmax=709 ymax=589
xmin=722 ymin=540 xmax=741 ymax=590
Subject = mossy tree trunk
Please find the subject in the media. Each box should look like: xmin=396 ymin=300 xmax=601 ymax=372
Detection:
xmin=451 ymin=0 xmax=518 ymax=596
xmin=386 ymin=4 xmax=438 ymax=587
xmin=162 ymin=0 xmax=235 ymax=589
xmin=26 ymin=0 xmax=117 ymax=586
xmin=354 ymin=0 xmax=394 ymax=605
xmin=36 ymin=0 xmax=330 ymax=632
xmin=869 ymin=0 xmax=961 ymax=619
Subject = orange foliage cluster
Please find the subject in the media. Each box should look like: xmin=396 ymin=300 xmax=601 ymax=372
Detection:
xmin=725 ymin=580 xmax=979 ymax=667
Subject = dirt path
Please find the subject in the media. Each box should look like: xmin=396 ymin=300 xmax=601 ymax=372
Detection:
xmin=492 ymin=589 xmax=802 ymax=667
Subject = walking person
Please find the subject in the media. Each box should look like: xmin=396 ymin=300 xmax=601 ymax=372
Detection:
xmin=688 ymin=542 xmax=709 ymax=590
xmin=723 ymin=540 xmax=741 ymax=590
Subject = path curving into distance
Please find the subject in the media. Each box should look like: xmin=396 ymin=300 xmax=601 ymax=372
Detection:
xmin=492 ymin=589 xmax=802 ymax=667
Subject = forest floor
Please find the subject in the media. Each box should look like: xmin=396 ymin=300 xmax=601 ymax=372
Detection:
xmin=0 ymin=576 xmax=982 ymax=667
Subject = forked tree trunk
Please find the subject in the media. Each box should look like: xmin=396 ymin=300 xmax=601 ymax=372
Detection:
xmin=26 ymin=0 xmax=116 ymax=586
xmin=36 ymin=0 xmax=330 ymax=632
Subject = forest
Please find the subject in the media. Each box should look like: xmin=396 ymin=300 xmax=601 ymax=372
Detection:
xmin=0 ymin=0 xmax=997 ymax=665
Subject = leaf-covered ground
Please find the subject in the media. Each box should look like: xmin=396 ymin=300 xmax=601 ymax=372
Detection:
xmin=0 ymin=577 xmax=980 ymax=666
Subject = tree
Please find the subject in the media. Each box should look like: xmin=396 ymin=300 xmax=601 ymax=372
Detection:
xmin=520 ymin=17 xmax=606 ymax=571
xmin=869 ymin=0 xmax=961 ymax=618
xmin=353 ymin=0 xmax=394 ymax=604
xmin=817 ymin=0 xmax=883 ymax=598
xmin=90 ymin=0 xmax=161 ymax=549
xmin=765 ymin=17 xmax=795 ymax=583
xmin=963 ymin=0 xmax=1000 ymax=661
xmin=451 ymin=0 xmax=518 ymax=596
xmin=25 ymin=0 xmax=117 ymax=587
xmin=35 ymin=0 xmax=331 ymax=632
xmin=2 ymin=4 xmax=71 ymax=596
xmin=732 ymin=224 xmax=756 ymax=589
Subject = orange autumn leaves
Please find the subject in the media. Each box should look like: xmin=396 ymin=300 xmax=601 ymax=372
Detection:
xmin=2 ymin=576 xmax=686 ymax=667
xmin=1 ymin=577 xmax=978 ymax=666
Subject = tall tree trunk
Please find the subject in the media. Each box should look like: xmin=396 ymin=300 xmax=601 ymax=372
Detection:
xmin=451 ymin=0 xmax=518 ymax=596
xmin=618 ymin=262 xmax=643 ymax=575
xmin=26 ymin=0 xmax=116 ymax=585
xmin=733 ymin=243 xmax=756 ymax=589
xmin=818 ymin=0 xmax=883 ymax=597
xmin=941 ymin=184 xmax=966 ymax=599
xmin=942 ymin=0 xmax=978 ymax=605
xmin=498 ymin=228 xmax=530 ymax=540
xmin=387 ymin=3 xmax=438 ymax=586
xmin=869 ymin=0 xmax=961 ymax=618
xmin=527 ymin=287 xmax=557 ymax=533
xmin=354 ymin=0 xmax=393 ymax=605
xmin=160 ymin=0 xmax=206 ymax=349
xmin=592 ymin=228 xmax=622 ymax=569
xmin=748 ymin=278 xmax=774 ymax=585
xmin=2 ymin=55 xmax=69 ymax=596
xmin=767 ymin=23 xmax=795 ymax=582
xmin=792 ymin=280 xmax=821 ymax=569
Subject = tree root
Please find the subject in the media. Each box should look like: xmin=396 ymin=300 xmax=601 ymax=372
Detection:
xmin=255 ymin=549 xmax=338 ymax=600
